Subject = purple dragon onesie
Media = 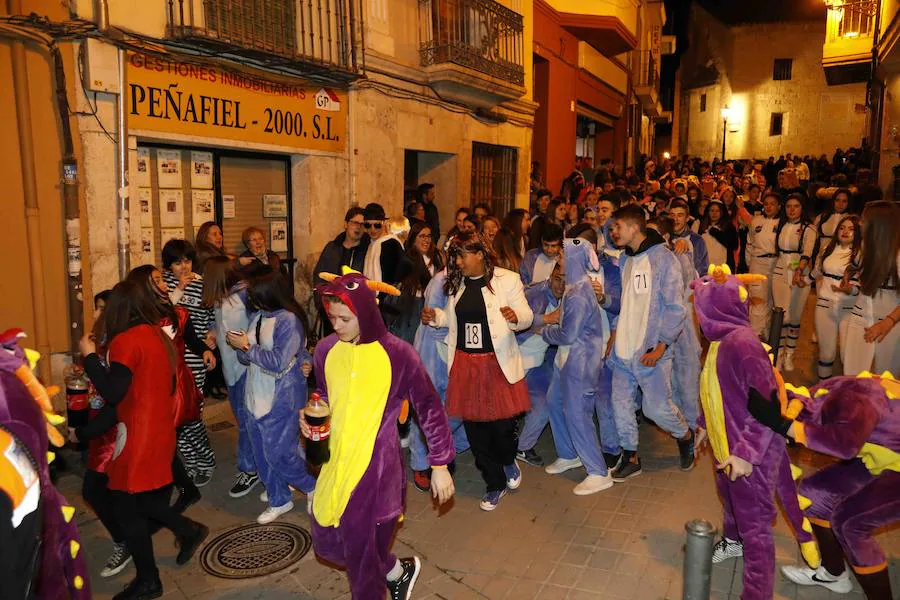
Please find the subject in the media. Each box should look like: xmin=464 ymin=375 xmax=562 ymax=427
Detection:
xmin=0 ymin=329 xmax=90 ymax=599
xmin=691 ymin=267 xmax=818 ymax=600
xmin=312 ymin=271 xmax=455 ymax=599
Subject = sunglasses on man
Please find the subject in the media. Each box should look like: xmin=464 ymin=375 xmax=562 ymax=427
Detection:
xmin=364 ymin=222 xmax=383 ymax=230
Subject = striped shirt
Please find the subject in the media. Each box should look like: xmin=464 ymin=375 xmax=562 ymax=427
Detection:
xmin=163 ymin=270 xmax=214 ymax=389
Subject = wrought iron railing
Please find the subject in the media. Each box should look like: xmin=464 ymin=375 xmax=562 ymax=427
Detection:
xmin=418 ymin=0 xmax=525 ymax=86
xmin=634 ymin=50 xmax=658 ymax=89
xmin=825 ymin=0 xmax=877 ymax=43
xmin=167 ymin=0 xmax=363 ymax=77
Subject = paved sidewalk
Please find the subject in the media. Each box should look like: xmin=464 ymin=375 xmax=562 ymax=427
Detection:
xmin=55 ymin=299 xmax=899 ymax=599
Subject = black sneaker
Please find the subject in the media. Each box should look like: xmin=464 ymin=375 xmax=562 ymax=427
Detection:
xmin=677 ymin=431 xmax=696 ymax=472
xmin=611 ymin=451 xmax=642 ymax=482
xmin=101 ymin=542 xmax=132 ymax=578
xmin=515 ymin=448 xmax=544 ymax=467
xmin=112 ymin=578 xmax=162 ymax=600
xmin=176 ymin=522 xmax=209 ymax=565
xmin=603 ymin=452 xmax=623 ymax=471
xmin=229 ymin=471 xmax=260 ymax=498
xmin=387 ymin=557 xmax=421 ymax=600
xmin=193 ymin=470 xmax=213 ymax=487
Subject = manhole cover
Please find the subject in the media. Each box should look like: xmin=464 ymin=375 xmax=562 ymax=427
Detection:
xmin=199 ymin=522 xmax=312 ymax=579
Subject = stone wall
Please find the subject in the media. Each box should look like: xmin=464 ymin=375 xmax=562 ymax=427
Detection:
xmin=679 ymin=6 xmax=867 ymax=161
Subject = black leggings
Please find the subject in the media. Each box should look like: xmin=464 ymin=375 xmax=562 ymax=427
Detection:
xmin=82 ymin=469 xmax=123 ymax=543
xmin=463 ymin=418 xmax=517 ymax=492
xmin=110 ymin=485 xmax=196 ymax=583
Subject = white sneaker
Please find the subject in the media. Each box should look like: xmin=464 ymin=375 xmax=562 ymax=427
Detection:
xmin=783 ymin=350 xmax=795 ymax=372
xmin=573 ymin=474 xmax=614 ymax=496
xmin=260 ymin=489 xmax=268 ymax=503
xmin=781 ymin=564 xmax=853 ymax=594
xmin=711 ymin=537 xmax=743 ymax=563
xmin=257 ymin=501 xmax=294 ymax=524
xmin=544 ymin=457 xmax=583 ymax=475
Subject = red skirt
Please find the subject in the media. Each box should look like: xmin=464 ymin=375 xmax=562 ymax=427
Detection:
xmin=446 ymin=352 xmax=530 ymax=422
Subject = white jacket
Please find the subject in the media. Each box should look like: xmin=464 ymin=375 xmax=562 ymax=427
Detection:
xmin=430 ymin=268 xmax=534 ymax=384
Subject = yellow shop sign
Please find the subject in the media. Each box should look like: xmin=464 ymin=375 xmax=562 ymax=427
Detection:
xmin=127 ymin=52 xmax=346 ymax=153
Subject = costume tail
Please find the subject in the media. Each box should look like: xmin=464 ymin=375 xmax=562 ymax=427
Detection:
xmin=776 ymin=457 xmax=820 ymax=569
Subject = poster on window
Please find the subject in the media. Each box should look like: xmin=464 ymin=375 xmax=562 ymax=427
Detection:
xmin=136 ymin=147 xmax=151 ymax=187
xmin=159 ymin=189 xmax=184 ymax=228
xmin=160 ymin=227 xmax=185 ymax=248
xmin=263 ymin=194 xmax=288 ymax=218
xmin=191 ymin=189 xmax=215 ymax=225
xmin=270 ymin=220 xmax=288 ymax=253
xmin=140 ymin=228 xmax=155 ymax=264
xmin=190 ymin=151 xmax=213 ymax=189
xmin=139 ymin=188 xmax=154 ymax=227
xmin=222 ymin=194 xmax=235 ymax=219
xmin=157 ymin=149 xmax=182 ymax=188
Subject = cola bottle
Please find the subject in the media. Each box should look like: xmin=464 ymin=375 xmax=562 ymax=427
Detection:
xmin=304 ymin=393 xmax=331 ymax=467
xmin=64 ymin=365 xmax=90 ymax=451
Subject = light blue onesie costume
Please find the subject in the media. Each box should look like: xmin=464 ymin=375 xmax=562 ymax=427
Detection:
xmin=609 ymin=231 xmax=689 ymax=452
xmin=408 ymin=270 xmax=469 ymax=472
xmin=541 ymin=239 xmax=617 ymax=475
xmin=670 ymin=243 xmax=702 ymax=430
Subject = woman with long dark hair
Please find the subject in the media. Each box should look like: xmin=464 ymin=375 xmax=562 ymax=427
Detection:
xmin=492 ymin=227 xmax=523 ymax=272
xmin=841 ymin=201 xmax=900 ymax=375
xmin=698 ymin=200 xmax=739 ymax=271
xmin=811 ymin=215 xmax=861 ymax=379
xmin=771 ymin=193 xmax=817 ymax=371
xmin=79 ymin=278 xmax=208 ymax=600
xmin=391 ymin=220 xmax=443 ymax=343
xmin=421 ymin=232 xmax=533 ymax=512
xmin=226 ymin=270 xmax=316 ymax=523
xmin=194 ymin=221 xmax=228 ymax=269
xmin=502 ymin=208 xmax=530 ymax=257
xmin=203 ymin=256 xmax=259 ymax=498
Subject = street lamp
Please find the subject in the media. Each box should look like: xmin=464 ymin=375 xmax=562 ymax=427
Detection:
xmin=721 ymin=105 xmax=731 ymax=162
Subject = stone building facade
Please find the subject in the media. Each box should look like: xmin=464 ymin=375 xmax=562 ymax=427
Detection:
xmin=677 ymin=5 xmax=867 ymax=161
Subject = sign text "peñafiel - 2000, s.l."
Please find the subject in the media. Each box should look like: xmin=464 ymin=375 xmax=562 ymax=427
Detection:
xmin=126 ymin=52 xmax=347 ymax=153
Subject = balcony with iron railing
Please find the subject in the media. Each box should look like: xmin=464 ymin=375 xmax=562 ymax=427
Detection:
xmin=633 ymin=50 xmax=661 ymax=117
xmin=166 ymin=0 xmax=364 ymax=83
xmin=417 ymin=0 xmax=526 ymax=108
xmin=823 ymin=0 xmax=877 ymax=84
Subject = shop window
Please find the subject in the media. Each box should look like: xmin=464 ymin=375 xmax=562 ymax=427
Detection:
xmin=770 ymin=112 xmax=784 ymax=136
xmin=773 ymin=58 xmax=793 ymax=81
xmin=699 ymin=93 xmax=707 ymax=112
xmin=471 ymin=142 xmax=518 ymax=218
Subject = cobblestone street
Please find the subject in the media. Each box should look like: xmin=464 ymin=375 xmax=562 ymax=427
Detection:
xmin=57 ymin=300 xmax=900 ymax=600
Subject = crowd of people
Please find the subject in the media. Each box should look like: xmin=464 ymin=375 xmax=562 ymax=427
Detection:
xmin=68 ymin=149 xmax=898 ymax=600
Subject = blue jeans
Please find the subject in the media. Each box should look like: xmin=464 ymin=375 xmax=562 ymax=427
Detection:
xmin=227 ymin=375 xmax=257 ymax=474
xmin=409 ymin=407 xmax=469 ymax=472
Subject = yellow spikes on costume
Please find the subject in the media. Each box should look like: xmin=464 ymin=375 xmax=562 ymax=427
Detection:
xmin=69 ymin=539 xmax=80 ymax=559
xmin=319 ymin=272 xmax=338 ymax=282
xmin=815 ymin=388 xmax=829 ymax=397
xmin=24 ymin=348 xmax=40 ymax=371
xmin=61 ymin=505 xmax=75 ymax=523
xmin=47 ymin=424 xmax=64 ymax=448
xmin=798 ymin=494 xmax=812 ymax=510
xmin=47 ymin=451 xmax=55 ymax=464
xmin=707 ymin=263 xmax=732 ymax=276
xmin=45 ymin=411 xmax=65 ymax=426
xmin=14 ymin=364 xmax=54 ymax=412
xmin=880 ymin=370 xmax=895 ymax=380
xmin=878 ymin=373 xmax=899 ymax=399
xmin=790 ymin=463 xmax=803 ymax=480
xmin=857 ymin=370 xmax=873 ymax=379
xmin=738 ymin=286 xmax=749 ymax=303
xmin=73 ymin=576 xmax=84 ymax=590
xmin=800 ymin=541 xmax=821 ymax=569
xmin=341 ymin=266 xmax=361 ymax=275
xmin=801 ymin=517 xmax=813 ymax=534
xmin=785 ymin=383 xmax=811 ymax=398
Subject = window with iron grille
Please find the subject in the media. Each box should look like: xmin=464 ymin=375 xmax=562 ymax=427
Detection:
xmin=471 ymin=143 xmax=518 ymax=217
xmin=699 ymin=93 xmax=707 ymax=112
xmin=773 ymin=58 xmax=793 ymax=81
xmin=770 ymin=112 xmax=783 ymax=136
xmin=204 ymin=0 xmax=296 ymax=58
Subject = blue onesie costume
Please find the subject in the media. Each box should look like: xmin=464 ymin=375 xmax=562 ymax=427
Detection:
xmin=670 ymin=243 xmax=702 ymax=430
xmin=541 ymin=239 xmax=619 ymax=477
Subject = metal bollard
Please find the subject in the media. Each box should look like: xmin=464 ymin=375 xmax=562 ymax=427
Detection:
xmin=768 ymin=307 xmax=785 ymax=364
xmin=683 ymin=519 xmax=717 ymax=600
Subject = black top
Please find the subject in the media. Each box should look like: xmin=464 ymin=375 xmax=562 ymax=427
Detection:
xmin=455 ymin=276 xmax=494 ymax=354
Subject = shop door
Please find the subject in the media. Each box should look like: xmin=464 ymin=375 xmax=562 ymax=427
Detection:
xmin=218 ymin=155 xmax=293 ymax=276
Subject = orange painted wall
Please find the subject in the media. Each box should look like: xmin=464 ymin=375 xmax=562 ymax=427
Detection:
xmin=0 ymin=1 xmax=86 ymax=354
